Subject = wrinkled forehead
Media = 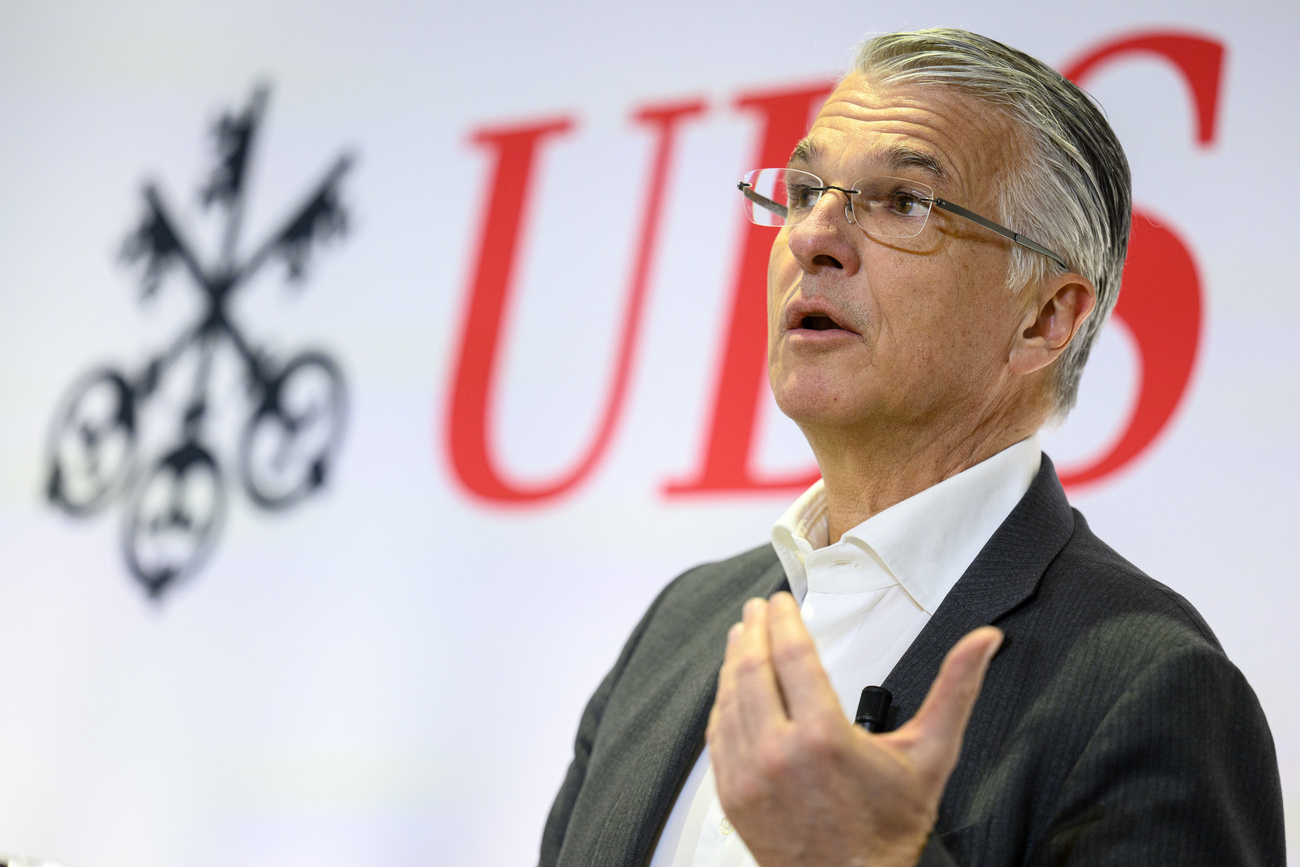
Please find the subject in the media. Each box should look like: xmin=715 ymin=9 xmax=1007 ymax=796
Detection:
xmin=791 ymin=74 xmax=1022 ymax=202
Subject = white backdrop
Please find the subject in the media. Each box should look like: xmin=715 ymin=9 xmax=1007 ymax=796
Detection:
xmin=1 ymin=1 xmax=1297 ymax=865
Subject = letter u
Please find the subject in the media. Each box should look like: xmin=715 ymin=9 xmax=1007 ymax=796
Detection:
xmin=446 ymin=103 xmax=705 ymax=503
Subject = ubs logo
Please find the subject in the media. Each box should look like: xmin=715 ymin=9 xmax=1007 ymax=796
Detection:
xmin=44 ymin=86 xmax=354 ymax=598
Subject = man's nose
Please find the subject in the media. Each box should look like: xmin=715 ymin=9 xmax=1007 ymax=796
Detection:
xmin=786 ymin=188 xmax=861 ymax=273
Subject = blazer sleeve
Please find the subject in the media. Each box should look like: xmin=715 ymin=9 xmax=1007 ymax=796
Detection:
xmin=538 ymin=586 xmax=672 ymax=867
xmin=1030 ymin=643 xmax=1284 ymax=866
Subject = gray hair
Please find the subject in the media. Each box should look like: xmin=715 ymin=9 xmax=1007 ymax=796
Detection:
xmin=853 ymin=28 xmax=1131 ymax=416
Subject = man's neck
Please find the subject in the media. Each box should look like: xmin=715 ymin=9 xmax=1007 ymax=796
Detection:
xmin=805 ymin=414 xmax=1043 ymax=543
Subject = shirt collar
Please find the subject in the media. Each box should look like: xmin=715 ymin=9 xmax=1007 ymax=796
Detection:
xmin=771 ymin=436 xmax=1041 ymax=612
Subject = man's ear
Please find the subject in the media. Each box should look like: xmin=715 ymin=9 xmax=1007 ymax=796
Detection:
xmin=1009 ymin=273 xmax=1096 ymax=376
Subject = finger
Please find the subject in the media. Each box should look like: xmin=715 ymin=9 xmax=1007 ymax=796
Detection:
xmin=765 ymin=592 xmax=842 ymax=722
xmin=901 ymin=626 xmax=1003 ymax=777
xmin=711 ymin=599 xmax=785 ymax=760
xmin=709 ymin=621 xmax=750 ymax=758
xmin=729 ymin=598 xmax=788 ymax=733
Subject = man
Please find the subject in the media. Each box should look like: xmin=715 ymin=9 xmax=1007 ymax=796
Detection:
xmin=540 ymin=28 xmax=1284 ymax=867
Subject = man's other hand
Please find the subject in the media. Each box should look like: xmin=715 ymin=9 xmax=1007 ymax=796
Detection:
xmin=706 ymin=593 xmax=1003 ymax=867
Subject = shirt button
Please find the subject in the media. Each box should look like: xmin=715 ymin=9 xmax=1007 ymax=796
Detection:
xmin=720 ymin=816 xmax=734 ymax=835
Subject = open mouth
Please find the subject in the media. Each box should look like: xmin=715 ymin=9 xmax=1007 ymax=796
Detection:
xmin=799 ymin=314 xmax=841 ymax=331
xmin=785 ymin=299 xmax=858 ymax=336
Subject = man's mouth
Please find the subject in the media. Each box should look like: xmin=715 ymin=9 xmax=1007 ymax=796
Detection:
xmin=783 ymin=297 xmax=859 ymax=337
xmin=799 ymin=314 xmax=841 ymax=331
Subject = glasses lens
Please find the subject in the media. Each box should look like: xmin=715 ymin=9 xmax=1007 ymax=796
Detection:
xmin=740 ymin=169 xmax=821 ymax=227
xmin=850 ymin=177 xmax=935 ymax=239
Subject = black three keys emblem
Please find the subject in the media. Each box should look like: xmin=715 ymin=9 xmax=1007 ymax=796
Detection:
xmin=45 ymin=86 xmax=354 ymax=598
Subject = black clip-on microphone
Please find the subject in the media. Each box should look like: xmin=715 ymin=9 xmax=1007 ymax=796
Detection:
xmin=855 ymin=685 xmax=892 ymax=733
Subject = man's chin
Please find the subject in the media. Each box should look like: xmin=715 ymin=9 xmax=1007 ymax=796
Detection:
xmin=771 ymin=379 xmax=872 ymax=432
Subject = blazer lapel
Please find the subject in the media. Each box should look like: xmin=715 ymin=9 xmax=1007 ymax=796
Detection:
xmin=882 ymin=455 xmax=1075 ymax=727
xmin=582 ymin=555 xmax=790 ymax=867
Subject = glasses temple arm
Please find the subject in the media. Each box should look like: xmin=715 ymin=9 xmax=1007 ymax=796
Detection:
xmin=931 ymin=197 xmax=1069 ymax=271
xmin=738 ymin=182 xmax=789 ymax=220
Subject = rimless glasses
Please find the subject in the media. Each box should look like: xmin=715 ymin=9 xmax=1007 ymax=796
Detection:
xmin=738 ymin=168 xmax=1068 ymax=270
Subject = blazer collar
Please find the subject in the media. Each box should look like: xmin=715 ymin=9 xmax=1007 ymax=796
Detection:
xmin=881 ymin=453 xmax=1074 ymax=726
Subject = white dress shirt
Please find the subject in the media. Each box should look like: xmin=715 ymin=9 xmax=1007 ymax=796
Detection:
xmin=647 ymin=437 xmax=1042 ymax=867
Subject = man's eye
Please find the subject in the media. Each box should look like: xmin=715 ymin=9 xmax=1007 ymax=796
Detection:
xmin=890 ymin=192 xmax=923 ymax=215
xmin=787 ymin=184 xmax=819 ymax=209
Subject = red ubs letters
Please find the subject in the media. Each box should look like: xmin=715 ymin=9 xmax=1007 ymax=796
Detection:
xmin=446 ymin=32 xmax=1224 ymax=505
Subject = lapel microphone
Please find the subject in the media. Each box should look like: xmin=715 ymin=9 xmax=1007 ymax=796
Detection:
xmin=855 ymin=685 xmax=893 ymax=733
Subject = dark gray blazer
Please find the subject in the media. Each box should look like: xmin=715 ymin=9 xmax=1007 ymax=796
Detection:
xmin=540 ymin=456 xmax=1285 ymax=866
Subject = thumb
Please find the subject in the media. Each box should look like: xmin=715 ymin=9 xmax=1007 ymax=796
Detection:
xmin=902 ymin=626 xmax=1003 ymax=780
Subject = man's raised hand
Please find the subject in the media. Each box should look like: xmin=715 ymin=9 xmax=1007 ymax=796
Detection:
xmin=706 ymin=593 xmax=1003 ymax=867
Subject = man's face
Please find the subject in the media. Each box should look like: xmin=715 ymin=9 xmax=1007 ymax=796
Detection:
xmin=768 ymin=73 xmax=1038 ymax=440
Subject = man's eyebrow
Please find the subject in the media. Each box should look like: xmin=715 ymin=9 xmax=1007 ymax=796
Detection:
xmin=787 ymin=138 xmax=819 ymax=168
xmin=787 ymin=140 xmax=948 ymax=184
xmin=887 ymin=146 xmax=947 ymax=182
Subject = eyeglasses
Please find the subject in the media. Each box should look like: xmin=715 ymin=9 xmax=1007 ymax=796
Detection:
xmin=738 ymin=168 xmax=1068 ymax=270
